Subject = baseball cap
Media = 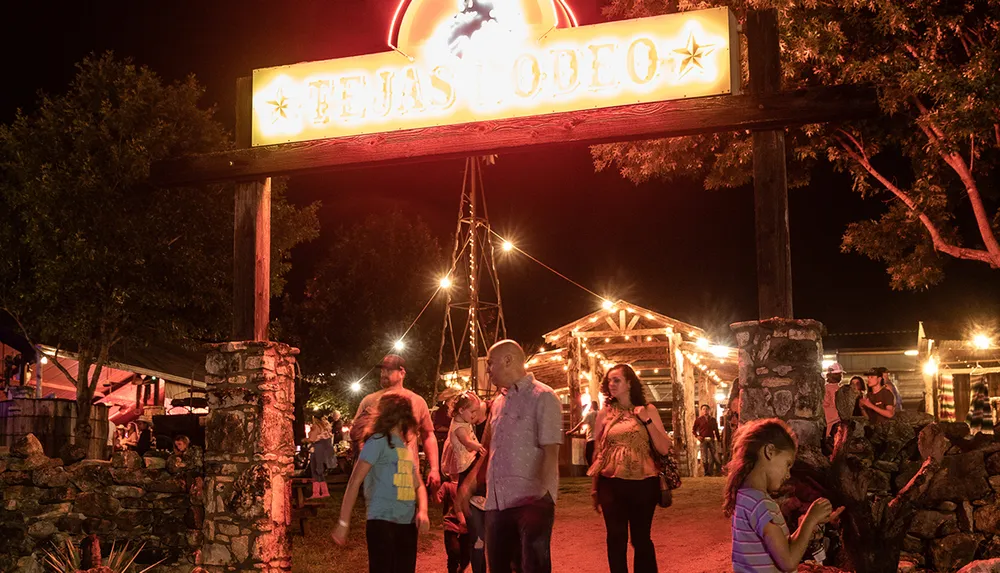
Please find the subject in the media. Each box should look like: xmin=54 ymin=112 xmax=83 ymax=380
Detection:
xmin=864 ymin=367 xmax=882 ymax=376
xmin=827 ymin=363 xmax=843 ymax=375
xmin=376 ymin=354 xmax=406 ymax=370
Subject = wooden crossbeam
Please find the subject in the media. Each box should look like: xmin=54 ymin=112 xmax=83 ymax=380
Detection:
xmin=151 ymin=85 xmax=876 ymax=185
xmin=575 ymin=328 xmax=675 ymax=338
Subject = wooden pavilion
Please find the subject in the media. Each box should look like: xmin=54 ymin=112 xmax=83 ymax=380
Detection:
xmin=527 ymin=300 xmax=738 ymax=477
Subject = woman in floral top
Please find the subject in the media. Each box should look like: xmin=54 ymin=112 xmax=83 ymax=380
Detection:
xmin=588 ymin=364 xmax=673 ymax=573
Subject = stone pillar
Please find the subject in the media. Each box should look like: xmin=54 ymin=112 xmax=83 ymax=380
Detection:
xmin=730 ymin=319 xmax=825 ymax=447
xmin=201 ymin=342 xmax=298 ymax=572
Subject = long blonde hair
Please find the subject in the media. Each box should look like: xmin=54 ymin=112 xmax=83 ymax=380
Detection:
xmin=722 ymin=418 xmax=797 ymax=517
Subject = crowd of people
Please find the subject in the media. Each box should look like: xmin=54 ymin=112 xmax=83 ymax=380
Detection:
xmin=321 ymin=350 xmax=1000 ymax=573
xmin=330 ymin=340 xmax=686 ymax=573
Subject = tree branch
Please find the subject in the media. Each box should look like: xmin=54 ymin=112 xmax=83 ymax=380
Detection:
xmin=834 ymin=131 xmax=997 ymax=266
xmin=49 ymin=347 xmax=84 ymax=389
xmin=911 ymin=101 xmax=1000 ymax=259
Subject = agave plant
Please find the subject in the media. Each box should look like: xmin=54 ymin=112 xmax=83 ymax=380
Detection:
xmin=43 ymin=538 xmax=166 ymax=573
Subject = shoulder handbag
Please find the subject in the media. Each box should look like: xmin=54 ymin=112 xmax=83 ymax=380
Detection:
xmin=637 ymin=414 xmax=682 ymax=508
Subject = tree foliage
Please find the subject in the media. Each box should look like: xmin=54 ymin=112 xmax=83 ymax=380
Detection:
xmin=0 ymin=53 xmax=318 ymax=444
xmin=282 ymin=211 xmax=445 ymax=414
xmin=594 ymin=0 xmax=1000 ymax=289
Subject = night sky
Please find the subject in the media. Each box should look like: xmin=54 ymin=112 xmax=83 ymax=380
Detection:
xmin=5 ymin=0 xmax=999 ymax=351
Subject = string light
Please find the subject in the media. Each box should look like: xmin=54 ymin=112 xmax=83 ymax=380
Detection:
xmin=923 ymin=358 xmax=938 ymax=376
xmin=394 ymin=340 xmax=406 ymax=351
xmin=973 ymin=334 xmax=992 ymax=350
xmin=439 ymin=276 xmax=452 ymax=289
xmin=602 ymin=300 xmax=613 ymax=310
xmin=350 ymin=381 xmax=362 ymax=393
xmin=502 ymin=240 xmax=514 ymax=252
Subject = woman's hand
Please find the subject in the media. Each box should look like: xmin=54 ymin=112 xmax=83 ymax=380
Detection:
xmin=475 ymin=444 xmax=487 ymax=456
xmin=417 ymin=511 xmax=430 ymax=534
xmin=332 ymin=522 xmax=349 ymax=545
xmin=591 ymin=490 xmax=602 ymax=514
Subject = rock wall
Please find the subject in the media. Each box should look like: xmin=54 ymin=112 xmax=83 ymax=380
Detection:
xmin=783 ymin=411 xmax=1000 ymax=572
xmin=201 ymin=341 xmax=297 ymax=573
xmin=732 ymin=318 xmax=826 ymax=446
xmin=0 ymin=434 xmax=204 ymax=572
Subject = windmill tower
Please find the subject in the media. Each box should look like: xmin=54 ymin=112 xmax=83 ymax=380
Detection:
xmin=435 ymin=156 xmax=507 ymax=399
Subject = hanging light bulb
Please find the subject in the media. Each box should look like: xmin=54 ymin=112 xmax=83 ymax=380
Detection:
xmin=394 ymin=340 xmax=405 ymax=351
xmin=602 ymin=299 xmax=613 ymax=310
xmin=439 ymin=276 xmax=452 ymax=289
xmin=502 ymin=240 xmax=514 ymax=252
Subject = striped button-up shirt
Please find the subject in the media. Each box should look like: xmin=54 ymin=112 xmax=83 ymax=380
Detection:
xmin=484 ymin=374 xmax=562 ymax=511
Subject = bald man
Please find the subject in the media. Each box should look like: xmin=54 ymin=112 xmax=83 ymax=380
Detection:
xmin=458 ymin=340 xmax=562 ymax=573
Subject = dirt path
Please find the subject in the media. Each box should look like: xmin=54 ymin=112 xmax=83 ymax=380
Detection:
xmin=294 ymin=476 xmax=732 ymax=573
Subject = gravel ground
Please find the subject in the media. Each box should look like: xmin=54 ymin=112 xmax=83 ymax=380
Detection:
xmin=291 ymin=476 xmax=733 ymax=573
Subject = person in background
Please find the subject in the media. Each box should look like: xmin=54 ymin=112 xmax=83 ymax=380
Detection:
xmin=457 ymin=340 xmax=562 ymax=573
xmin=443 ymin=391 xmax=486 ymax=483
xmin=725 ymin=418 xmax=842 ymax=573
xmin=174 ymin=434 xmax=190 ymax=454
xmin=307 ymin=414 xmax=335 ymax=498
xmin=135 ymin=419 xmax=153 ymax=457
xmin=722 ymin=383 xmax=741 ymax=467
xmin=860 ymin=368 xmax=896 ymax=423
xmin=694 ymin=403 xmax=722 ymax=477
xmin=879 ymin=368 xmax=903 ymax=411
xmin=466 ymin=396 xmax=490 ymax=573
xmin=822 ymin=364 xmax=843 ymax=438
xmin=351 ymin=355 xmax=441 ymax=493
xmin=589 ymin=364 xmax=673 ymax=573
xmin=439 ymin=479 xmax=471 ymax=573
xmin=330 ymin=410 xmax=344 ymax=445
xmin=967 ymin=381 xmax=994 ymax=435
xmin=123 ymin=422 xmax=140 ymax=451
xmin=835 ymin=376 xmax=864 ymax=422
xmin=568 ymin=401 xmax=600 ymax=466
xmin=332 ymin=393 xmax=430 ymax=573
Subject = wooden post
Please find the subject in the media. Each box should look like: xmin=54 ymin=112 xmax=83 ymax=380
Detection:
xmin=233 ymin=76 xmax=271 ymax=341
xmin=747 ymin=10 xmax=793 ymax=319
xmin=567 ymin=337 xmax=582 ymax=430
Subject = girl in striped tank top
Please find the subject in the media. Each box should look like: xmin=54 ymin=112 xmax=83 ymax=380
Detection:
xmin=723 ymin=419 xmax=842 ymax=573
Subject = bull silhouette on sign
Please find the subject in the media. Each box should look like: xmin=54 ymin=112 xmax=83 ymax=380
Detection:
xmin=444 ymin=0 xmax=498 ymax=58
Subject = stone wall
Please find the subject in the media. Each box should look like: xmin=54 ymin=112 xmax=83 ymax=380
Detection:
xmin=201 ymin=341 xmax=297 ymax=572
xmin=732 ymin=318 xmax=826 ymax=446
xmin=0 ymin=434 xmax=204 ymax=572
xmin=783 ymin=412 xmax=1000 ymax=572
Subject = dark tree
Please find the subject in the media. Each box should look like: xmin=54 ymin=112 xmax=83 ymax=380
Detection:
xmin=0 ymin=53 xmax=319 ymax=448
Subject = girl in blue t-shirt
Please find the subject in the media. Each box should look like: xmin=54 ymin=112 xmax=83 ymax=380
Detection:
xmin=332 ymin=393 xmax=430 ymax=573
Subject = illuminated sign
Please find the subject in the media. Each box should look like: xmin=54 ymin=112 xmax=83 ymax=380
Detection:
xmin=252 ymin=1 xmax=740 ymax=146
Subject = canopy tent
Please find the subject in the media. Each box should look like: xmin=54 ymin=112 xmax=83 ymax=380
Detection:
xmin=28 ymin=341 xmax=208 ymax=421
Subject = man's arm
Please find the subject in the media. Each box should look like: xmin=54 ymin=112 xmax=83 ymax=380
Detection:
xmin=537 ymin=391 xmax=563 ymax=492
xmin=416 ymin=400 xmax=441 ymax=489
xmin=456 ymin=419 xmax=492 ymax=514
xmin=349 ymin=396 xmax=372 ymax=445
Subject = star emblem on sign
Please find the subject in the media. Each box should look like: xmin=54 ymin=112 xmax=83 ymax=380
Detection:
xmin=673 ymin=32 xmax=715 ymax=78
xmin=265 ymin=89 xmax=290 ymax=124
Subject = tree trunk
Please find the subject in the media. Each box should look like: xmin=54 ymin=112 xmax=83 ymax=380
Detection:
xmin=74 ymin=354 xmax=95 ymax=447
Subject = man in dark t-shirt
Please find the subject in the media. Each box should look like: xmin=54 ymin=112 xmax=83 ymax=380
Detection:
xmin=860 ymin=367 xmax=896 ymax=424
xmin=693 ymin=405 xmax=722 ymax=476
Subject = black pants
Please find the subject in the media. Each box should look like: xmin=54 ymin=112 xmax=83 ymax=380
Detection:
xmin=485 ymin=494 xmax=555 ymax=573
xmin=467 ymin=505 xmax=487 ymax=573
xmin=585 ymin=440 xmax=596 ymax=466
xmin=446 ymin=530 xmax=471 ymax=573
xmin=597 ymin=476 xmax=659 ymax=573
xmin=366 ymin=520 xmax=417 ymax=573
